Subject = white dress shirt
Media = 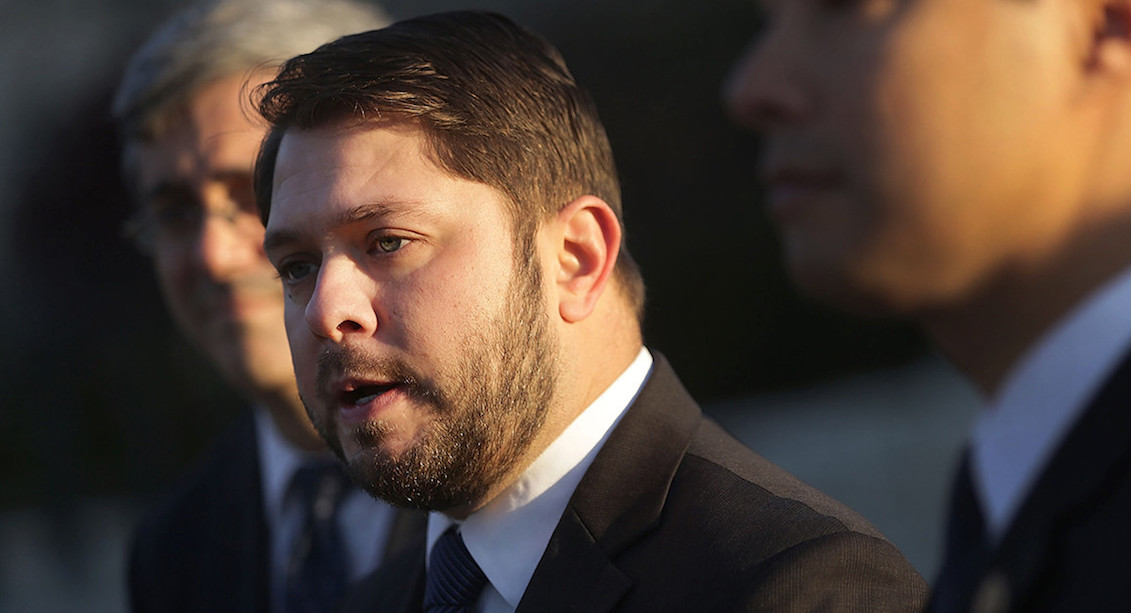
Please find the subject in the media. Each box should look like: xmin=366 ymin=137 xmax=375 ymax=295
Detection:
xmin=971 ymin=266 xmax=1131 ymax=543
xmin=255 ymin=408 xmax=397 ymax=613
xmin=426 ymin=347 xmax=654 ymax=613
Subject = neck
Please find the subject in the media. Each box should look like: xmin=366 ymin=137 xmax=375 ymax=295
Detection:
xmin=251 ymin=384 xmax=326 ymax=452
xmin=921 ymin=210 xmax=1131 ymax=396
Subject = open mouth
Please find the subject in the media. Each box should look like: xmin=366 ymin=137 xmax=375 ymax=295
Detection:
xmin=341 ymin=383 xmax=398 ymax=406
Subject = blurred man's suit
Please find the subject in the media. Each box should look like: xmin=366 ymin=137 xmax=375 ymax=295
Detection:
xmin=935 ymin=339 xmax=1131 ymax=612
xmin=128 ymin=412 xmax=425 ymax=612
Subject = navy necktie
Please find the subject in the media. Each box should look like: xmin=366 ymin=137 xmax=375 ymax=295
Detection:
xmin=930 ymin=454 xmax=993 ymax=613
xmin=424 ymin=526 xmax=488 ymax=613
xmin=284 ymin=462 xmax=351 ymax=613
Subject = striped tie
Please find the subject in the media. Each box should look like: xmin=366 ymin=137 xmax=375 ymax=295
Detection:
xmin=424 ymin=526 xmax=488 ymax=612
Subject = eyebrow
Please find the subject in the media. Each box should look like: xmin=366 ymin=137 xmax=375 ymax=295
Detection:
xmin=263 ymin=200 xmax=422 ymax=254
xmin=142 ymin=169 xmax=252 ymax=205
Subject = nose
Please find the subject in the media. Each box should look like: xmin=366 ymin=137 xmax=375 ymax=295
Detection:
xmin=723 ymin=26 xmax=813 ymax=132
xmin=193 ymin=188 xmax=265 ymax=280
xmin=304 ymin=257 xmax=378 ymax=343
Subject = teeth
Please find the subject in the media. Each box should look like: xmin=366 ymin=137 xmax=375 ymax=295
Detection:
xmin=355 ymin=393 xmax=379 ymax=405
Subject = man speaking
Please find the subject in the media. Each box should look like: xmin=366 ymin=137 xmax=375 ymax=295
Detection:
xmin=257 ymin=10 xmax=927 ymax=611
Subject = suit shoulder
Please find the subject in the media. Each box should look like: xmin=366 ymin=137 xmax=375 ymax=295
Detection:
xmin=135 ymin=414 xmax=260 ymax=532
xmin=129 ymin=413 xmax=263 ymax=570
xmin=683 ymin=417 xmax=890 ymax=538
xmin=620 ymin=417 xmax=928 ymax=610
xmin=128 ymin=413 xmax=269 ymax=611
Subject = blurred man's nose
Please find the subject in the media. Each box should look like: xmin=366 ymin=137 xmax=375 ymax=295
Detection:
xmin=723 ymin=28 xmax=813 ymax=132
xmin=192 ymin=187 xmax=266 ymax=280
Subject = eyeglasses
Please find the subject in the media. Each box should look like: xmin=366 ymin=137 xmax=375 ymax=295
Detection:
xmin=124 ymin=197 xmax=263 ymax=254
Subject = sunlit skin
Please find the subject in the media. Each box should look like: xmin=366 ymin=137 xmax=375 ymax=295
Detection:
xmin=266 ymin=120 xmax=528 ymax=461
xmin=726 ymin=0 xmax=1131 ymax=393
xmin=264 ymin=119 xmax=642 ymax=516
xmin=134 ymin=74 xmax=320 ymax=449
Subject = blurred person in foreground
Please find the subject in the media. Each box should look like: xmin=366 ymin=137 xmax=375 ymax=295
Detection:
xmin=254 ymin=10 xmax=928 ymax=612
xmin=726 ymin=1 xmax=1131 ymax=611
xmin=112 ymin=1 xmax=422 ymax=611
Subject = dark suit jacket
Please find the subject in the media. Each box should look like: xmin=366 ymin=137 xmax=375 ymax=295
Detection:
xmin=344 ymin=355 xmax=928 ymax=612
xmin=128 ymin=410 xmax=425 ymax=613
xmin=931 ymin=350 xmax=1131 ymax=613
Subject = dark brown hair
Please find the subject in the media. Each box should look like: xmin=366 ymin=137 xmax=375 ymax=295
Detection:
xmin=253 ymin=10 xmax=644 ymax=320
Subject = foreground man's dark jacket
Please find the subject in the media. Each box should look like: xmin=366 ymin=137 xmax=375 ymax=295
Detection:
xmin=344 ymin=354 xmax=928 ymax=612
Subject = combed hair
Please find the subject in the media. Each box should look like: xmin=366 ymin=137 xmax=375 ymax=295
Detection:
xmin=113 ymin=0 xmax=390 ymax=143
xmin=254 ymin=11 xmax=645 ymax=320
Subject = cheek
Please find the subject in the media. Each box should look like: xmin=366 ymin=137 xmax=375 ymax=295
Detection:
xmin=848 ymin=61 xmax=969 ymax=250
xmin=290 ymin=347 xmax=320 ymax=404
xmin=153 ymin=248 xmax=187 ymax=287
xmin=412 ymin=245 xmax=515 ymax=319
xmin=283 ymin=305 xmax=316 ymax=377
xmin=389 ymin=279 xmax=486 ymax=355
xmin=152 ymin=255 xmax=198 ymax=319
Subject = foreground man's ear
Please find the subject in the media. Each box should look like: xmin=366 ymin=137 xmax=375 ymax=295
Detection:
xmin=553 ymin=195 xmax=622 ymax=323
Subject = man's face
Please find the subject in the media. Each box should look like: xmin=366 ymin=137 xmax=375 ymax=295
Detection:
xmin=725 ymin=0 xmax=1097 ymax=314
xmin=264 ymin=121 xmax=559 ymax=512
xmin=134 ymin=74 xmax=295 ymax=395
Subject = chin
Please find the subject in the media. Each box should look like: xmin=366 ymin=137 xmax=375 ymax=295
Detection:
xmin=342 ymin=439 xmax=396 ymax=467
xmin=789 ymin=260 xmax=922 ymax=319
xmin=340 ymin=420 xmax=417 ymax=464
xmin=342 ymin=444 xmax=384 ymax=473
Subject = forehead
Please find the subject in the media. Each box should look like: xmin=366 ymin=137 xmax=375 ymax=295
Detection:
xmin=266 ymin=120 xmax=512 ymax=236
xmin=133 ymin=75 xmax=268 ymax=192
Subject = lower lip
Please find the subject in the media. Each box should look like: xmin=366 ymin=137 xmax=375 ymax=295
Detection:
xmin=338 ymin=386 xmax=405 ymax=426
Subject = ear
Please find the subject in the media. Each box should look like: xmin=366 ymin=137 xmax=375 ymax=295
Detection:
xmin=552 ymin=195 xmax=622 ymax=323
xmin=1090 ymin=1 xmax=1131 ymax=74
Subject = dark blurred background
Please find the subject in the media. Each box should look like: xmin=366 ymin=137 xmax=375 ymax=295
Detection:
xmin=0 ymin=1 xmax=977 ymax=610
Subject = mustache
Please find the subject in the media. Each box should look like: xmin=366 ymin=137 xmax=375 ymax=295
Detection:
xmin=315 ymin=345 xmax=439 ymax=403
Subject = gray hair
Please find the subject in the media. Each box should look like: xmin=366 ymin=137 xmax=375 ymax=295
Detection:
xmin=113 ymin=0 xmax=390 ymax=143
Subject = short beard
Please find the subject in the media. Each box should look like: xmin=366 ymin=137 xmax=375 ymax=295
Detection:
xmin=306 ymin=247 xmax=558 ymax=512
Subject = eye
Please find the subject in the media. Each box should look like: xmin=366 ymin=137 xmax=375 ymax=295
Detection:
xmin=148 ymin=196 xmax=201 ymax=236
xmin=374 ymin=235 xmax=408 ymax=254
xmin=277 ymin=260 xmax=318 ymax=284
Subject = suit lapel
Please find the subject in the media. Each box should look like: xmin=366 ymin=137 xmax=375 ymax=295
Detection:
xmin=988 ymin=349 xmax=1131 ymax=609
xmin=517 ymin=354 xmax=701 ymax=612
xmin=381 ymin=549 xmax=425 ymax=613
xmin=340 ymin=542 xmax=425 ymax=613
xmin=518 ymin=508 xmax=632 ymax=612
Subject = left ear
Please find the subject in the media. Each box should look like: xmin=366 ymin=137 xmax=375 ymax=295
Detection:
xmin=1089 ymin=0 xmax=1131 ymax=74
xmin=552 ymin=195 xmax=622 ymax=323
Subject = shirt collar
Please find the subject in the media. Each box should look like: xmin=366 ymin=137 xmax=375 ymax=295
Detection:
xmin=972 ymin=266 xmax=1131 ymax=541
xmin=426 ymin=347 xmax=653 ymax=609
